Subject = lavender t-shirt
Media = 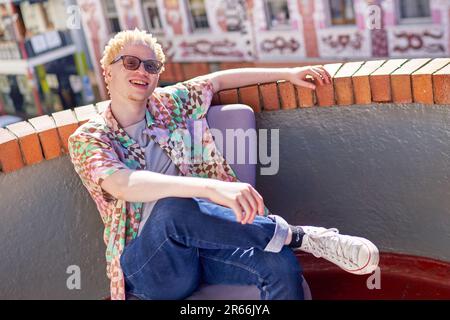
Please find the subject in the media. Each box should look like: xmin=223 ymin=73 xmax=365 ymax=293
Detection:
xmin=123 ymin=118 xmax=180 ymax=236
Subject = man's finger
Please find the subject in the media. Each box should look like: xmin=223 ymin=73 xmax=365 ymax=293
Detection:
xmin=249 ymin=187 xmax=265 ymax=216
xmin=312 ymin=67 xmax=331 ymax=84
xmin=304 ymin=70 xmax=324 ymax=85
xmin=230 ymin=202 xmax=243 ymax=223
xmin=238 ymin=195 xmax=252 ymax=224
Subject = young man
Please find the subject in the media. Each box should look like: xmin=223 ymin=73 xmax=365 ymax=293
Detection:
xmin=69 ymin=29 xmax=379 ymax=300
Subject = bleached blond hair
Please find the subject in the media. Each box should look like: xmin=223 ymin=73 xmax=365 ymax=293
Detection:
xmin=100 ymin=28 xmax=166 ymax=75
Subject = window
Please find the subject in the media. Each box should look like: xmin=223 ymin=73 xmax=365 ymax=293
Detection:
xmin=187 ymin=0 xmax=209 ymax=31
xmin=143 ymin=0 xmax=163 ymax=34
xmin=398 ymin=0 xmax=431 ymax=23
xmin=102 ymin=0 xmax=121 ymax=34
xmin=329 ymin=0 xmax=355 ymax=26
xmin=264 ymin=0 xmax=290 ymax=30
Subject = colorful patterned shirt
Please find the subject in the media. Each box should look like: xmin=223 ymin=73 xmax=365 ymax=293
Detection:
xmin=68 ymin=78 xmax=268 ymax=300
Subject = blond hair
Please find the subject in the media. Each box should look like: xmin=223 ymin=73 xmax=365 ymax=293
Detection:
xmin=100 ymin=28 xmax=166 ymax=74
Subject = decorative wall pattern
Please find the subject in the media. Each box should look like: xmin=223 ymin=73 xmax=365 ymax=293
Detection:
xmin=317 ymin=28 xmax=371 ymax=58
xmin=255 ymin=30 xmax=306 ymax=61
xmin=171 ymin=34 xmax=253 ymax=61
xmin=388 ymin=25 xmax=448 ymax=57
xmin=75 ymin=0 xmax=450 ymax=73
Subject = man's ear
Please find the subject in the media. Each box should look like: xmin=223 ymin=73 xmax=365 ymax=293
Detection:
xmin=104 ymin=66 xmax=112 ymax=82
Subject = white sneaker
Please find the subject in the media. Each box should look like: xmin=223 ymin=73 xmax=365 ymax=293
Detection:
xmin=298 ymin=226 xmax=379 ymax=275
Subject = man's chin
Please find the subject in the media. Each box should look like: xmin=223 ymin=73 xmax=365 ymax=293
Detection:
xmin=127 ymin=93 xmax=151 ymax=102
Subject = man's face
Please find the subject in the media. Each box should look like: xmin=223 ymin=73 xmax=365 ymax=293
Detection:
xmin=106 ymin=43 xmax=160 ymax=103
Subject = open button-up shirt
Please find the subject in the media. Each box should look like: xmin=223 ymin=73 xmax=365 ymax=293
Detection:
xmin=68 ymin=78 xmax=269 ymax=300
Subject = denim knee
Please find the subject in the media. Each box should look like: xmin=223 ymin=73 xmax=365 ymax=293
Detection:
xmin=150 ymin=197 xmax=197 ymax=224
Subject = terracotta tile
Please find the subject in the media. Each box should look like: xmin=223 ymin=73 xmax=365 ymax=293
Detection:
xmin=391 ymin=59 xmax=431 ymax=103
xmin=352 ymin=60 xmax=385 ymax=104
xmin=412 ymin=58 xmax=450 ymax=104
xmin=219 ymin=89 xmax=239 ymax=105
xmin=433 ymin=64 xmax=450 ymax=104
xmin=278 ymin=81 xmax=297 ymax=110
xmin=172 ymin=63 xmax=185 ymax=82
xmin=295 ymin=79 xmax=315 ymax=108
xmin=0 ymin=128 xmax=24 ymax=173
xmin=370 ymin=59 xmax=408 ymax=102
xmin=52 ymin=110 xmax=79 ymax=153
xmin=260 ymin=83 xmax=280 ymax=111
xmin=316 ymin=63 xmax=342 ymax=106
xmin=211 ymin=93 xmax=221 ymax=106
xmin=28 ymin=115 xmax=62 ymax=160
xmin=239 ymin=85 xmax=261 ymax=113
xmin=334 ymin=61 xmax=365 ymax=105
xmin=6 ymin=121 xmax=44 ymax=166
xmin=182 ymin=63 xmax=210 ymax=80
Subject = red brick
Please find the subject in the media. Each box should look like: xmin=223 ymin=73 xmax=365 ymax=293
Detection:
xmin=278 ymin=81 xmax=297 ymax=110
xmin=219 ymin=89 xmax=239 ymax=105
xmin=239 ymin=85 xmax=261 ymax=113
xmin=172 ymin=63 xmax=185 ymax=82
xmin=182 ymin=63 xmax=210 ymax=80
xmin=260 ymin=83 xmax=280 ymax=111
xmin=74 ymin=104 xmax=98 ymax=125
xmin=28 ymin=115 xmax=62 ymax=160
xmin=0 ymin=128 xmax=24 ymax=173
xmin=370 ymin=59 xmax=408 ymax=102
xmin=391 ymin=59 xmax=431 ymax=103
xmin=219 ymin=62 xmax=255 ymax=70
xmin=52 ymin=110 xmax=79 ymax=153
xmin=6 ymin=121 xmax=44 ymax=166
xmin=412 ymin=58 xmax=450 ymax=104
xmin=316 ymin=63 xmax=342 ymax=107
xmin=352 ymin=60 xmax=386 ymax=104
xmin=211 ymin=93 xmax=221 ymax=106
xmin=334 ymin=61 xmax=364 ymax=105
xmin=159 ymin=62 xmax=175 ymax=83
xmin=295 ymin=78 xmax=315 ymax=108
xmin=433 ymin=64 xmax=450 ymax=104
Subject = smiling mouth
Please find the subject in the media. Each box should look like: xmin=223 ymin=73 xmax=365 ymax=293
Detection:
xmin=129 ymin=79 xmax=149 ymax=88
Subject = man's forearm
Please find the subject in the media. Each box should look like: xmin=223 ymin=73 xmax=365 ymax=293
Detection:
xmin=203 ymin=68 xmax=294 ymax=92
xmin=107 ymin=169 xmax=213 ymax=203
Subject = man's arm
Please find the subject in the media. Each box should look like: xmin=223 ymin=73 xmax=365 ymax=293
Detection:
xmin=102 ymin=169 xmax=265 ymax=225
xmin=196 ymin=66 xmax=332 ymax=93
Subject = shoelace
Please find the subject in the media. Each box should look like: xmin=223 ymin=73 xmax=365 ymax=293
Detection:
xmin=305 ymin=228 xmax=362 ymax=265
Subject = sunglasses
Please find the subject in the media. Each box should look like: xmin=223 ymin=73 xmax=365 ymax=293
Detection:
xmin=110 ymin=55 xmax=163 ymax=74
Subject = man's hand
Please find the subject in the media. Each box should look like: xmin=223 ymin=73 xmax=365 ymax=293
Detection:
xmin=205 ymin=180 xmax=265 ymax=225
xmin=287 ymin=65 xmax=332 ymax=90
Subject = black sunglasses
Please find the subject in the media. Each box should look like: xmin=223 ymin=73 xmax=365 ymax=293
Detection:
xmin=110 ymin=55 xmax=163 ymax=74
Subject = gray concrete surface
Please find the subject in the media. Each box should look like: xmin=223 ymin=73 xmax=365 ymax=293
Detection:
xmin=256 ymin=103 xmax=450 ymax=263
xmin=1 ymin=103 xmax=449 ymax=299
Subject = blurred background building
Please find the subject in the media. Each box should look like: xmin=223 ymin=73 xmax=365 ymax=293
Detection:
xmin=0 ymin=0 xmax=449 ymax=120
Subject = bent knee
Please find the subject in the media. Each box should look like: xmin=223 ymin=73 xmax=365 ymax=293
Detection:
xmin=151 ymin=197 xmax=198 ymax=223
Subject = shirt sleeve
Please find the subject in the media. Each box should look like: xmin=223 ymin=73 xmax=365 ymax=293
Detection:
xmin=170 ymin=78 xmax=215 ymax=120
xmin=68 ymin=132 xmax=128 ymax=201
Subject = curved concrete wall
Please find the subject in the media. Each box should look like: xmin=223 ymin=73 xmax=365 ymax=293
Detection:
xmin=1 ymin=103 xmax=450 ymax=299
xmin=0 ymin=156 xmax=108 ymax=299
xmin=256 ymin=103 xmax=450 ymax=263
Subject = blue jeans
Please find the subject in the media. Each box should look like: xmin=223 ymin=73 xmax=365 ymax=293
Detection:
xmin=119 ymin=197 xmax=304 ymax=300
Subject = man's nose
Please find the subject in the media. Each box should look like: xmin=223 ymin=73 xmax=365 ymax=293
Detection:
xmin=136 ymin=62 xmax=147 ymax=74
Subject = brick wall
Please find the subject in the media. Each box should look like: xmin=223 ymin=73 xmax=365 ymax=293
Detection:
xmin=2 ymin=58 xmax=450 ymax=174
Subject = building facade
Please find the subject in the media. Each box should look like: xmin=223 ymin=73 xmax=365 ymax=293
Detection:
xmin=1 ymin=0 xmax=449 ymax=116
xmin=0 ymin=0 xmax=96 ymax=119
xmin=76 ymin=0 xmax=450 ymax=99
